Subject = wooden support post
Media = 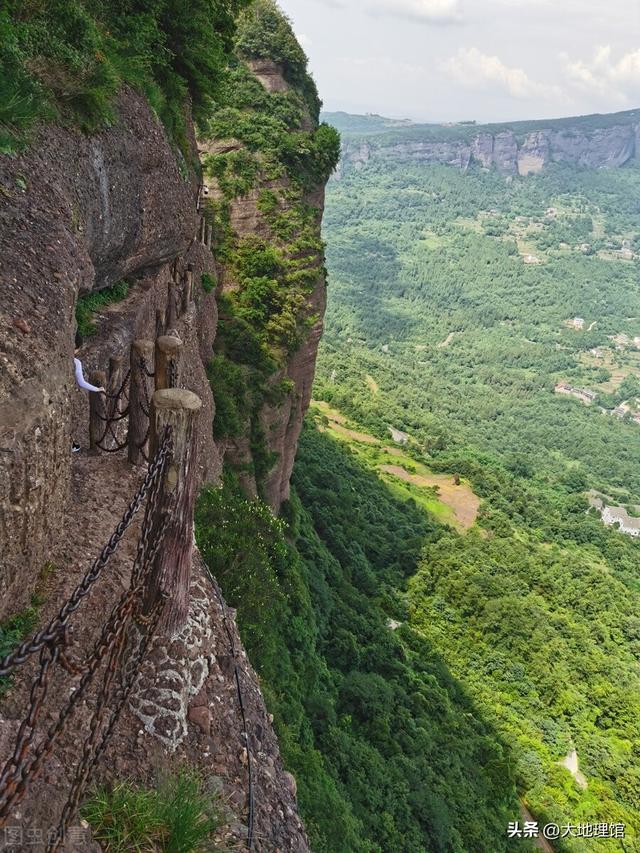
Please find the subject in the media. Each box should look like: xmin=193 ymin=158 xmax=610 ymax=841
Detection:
xmin=148 ymin=388 xmax=202 ymax=635
xmin=155 ymin=308 xmax=165 ymax=340
xmin=199 ymin=216 xmax=206 ymax=243
xmin=167 ymin=282 xmax=178 ymax=330
xmin=181 ymin=267 xmax=193 ymax=314
xmin=154 ymin=334 xmax=183 ymax=391
xmin=106 ymin=356 xmax=124 ymax=449
xmin=205 ymin=223 xmax=213 ymax=251
xmin=88 ymin=370 xmax=107 ymax=450
xmin=128 ymin=340 xmax=154 ymax=466
xmin=107 ymin=356 xmax=124 ymax=417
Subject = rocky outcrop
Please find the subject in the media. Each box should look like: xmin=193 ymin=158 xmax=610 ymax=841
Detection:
xmin=261 ymin=206 xmax=327 ymax=510
xmin=517 ymin=131 xmax=550 ymax=175
xmin=247 ymin=58 xmax=289 ymax=94
xmin=128 ymin=558 xmax=309 ymax=851
xmin=0 ymin=87 xmax=199 ymax=618
xmin=337 ymin=117 xmax=640 ymax=177
xmin=0 ymin=77 xmax=314 ymax=848
xmin=0 ymin=450 xmax=308 ymax=851
xmin=204 ymin=61 xmax=329 ymax=512
xmin=470 ymin=133 xmax=494 ymax=169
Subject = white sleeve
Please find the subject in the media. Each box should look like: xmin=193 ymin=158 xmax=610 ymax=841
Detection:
xmin=74 ymin=358 xmax=102 ymax=392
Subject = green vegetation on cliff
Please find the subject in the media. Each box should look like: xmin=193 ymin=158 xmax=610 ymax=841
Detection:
xmin=82 ymin=772 xmax=220 ymax=853
xmin=196 ymin=430 xmax=526 ymax=852
xmin=236 ymin=0 xmax=320 ymax=117
xmin=201 ymin=1 xmax=339 ymax=489
xmin=75 ymin=280 xmax=129 ymax=338
xmin=202 ymin=12 xmax=339 ymax=360
xmin=0 ymin=0 xmax=250 ymax=153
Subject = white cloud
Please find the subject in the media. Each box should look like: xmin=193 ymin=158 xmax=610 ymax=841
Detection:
xmin=562 ymin=46 xmax=640 ymax=106
xmin=443 ymin=47 xmax=564 ymax=100
xmin=370 ymin=0 xmax=462 ymax=24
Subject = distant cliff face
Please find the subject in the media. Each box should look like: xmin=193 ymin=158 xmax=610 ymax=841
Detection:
xmin=337 ymin=117 xmax=640 ymax=177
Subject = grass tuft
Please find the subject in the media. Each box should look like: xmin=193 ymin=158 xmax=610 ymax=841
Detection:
xmin=81 ymin=772 xmax=220 ymax=853
xmin=75 ymin=281 xmax=129 ymax=339
xmin=201 ymin=273 xmax=217 ymax=294
xmin=0 ymin=603 xmax=43 ymax=696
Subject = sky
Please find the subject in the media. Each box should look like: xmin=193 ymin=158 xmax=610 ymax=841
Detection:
xmin=277 ymin=0 xmax=640 ymax=123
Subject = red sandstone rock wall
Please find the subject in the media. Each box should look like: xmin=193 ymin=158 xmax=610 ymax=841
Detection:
xmin=0 ymin=88 xmax=200 ymax=617
xmin=0 ymin=82 xmax=312 ymax=849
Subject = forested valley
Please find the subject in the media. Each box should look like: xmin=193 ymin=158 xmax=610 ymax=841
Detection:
xmin=198 ymin=114 xmax=640 ymax=851
xmin=5 ymin=0 xmax=638 ymax=849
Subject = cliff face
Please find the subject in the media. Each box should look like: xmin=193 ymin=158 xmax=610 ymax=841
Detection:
xmin=0 ymin=87 xmax=203 ymax=617
xmin=337 ymin=117 xmax=640 ymax=177
xmin=0 ymin=12 xmax=334 ymax=847
xmin=199 ymin=51 xmax=338 ymax=512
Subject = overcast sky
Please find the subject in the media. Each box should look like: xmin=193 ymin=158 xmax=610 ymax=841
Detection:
xmin=277 ymin=0 xmax=640 ymax=123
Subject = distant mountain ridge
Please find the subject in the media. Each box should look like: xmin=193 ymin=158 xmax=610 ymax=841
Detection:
xmin=323 ymin=108 xmax=640 ymax=176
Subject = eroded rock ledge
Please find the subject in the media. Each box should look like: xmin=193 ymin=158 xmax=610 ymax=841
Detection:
xmin=338 ymin=120 xmax=640 ymax=176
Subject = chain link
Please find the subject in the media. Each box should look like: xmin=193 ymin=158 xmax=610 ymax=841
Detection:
xmin=134 ymin=355 xmax=154 ymax=463
xmin=0 ymin=429 xmax=174 ymax=842
xmin=139 ymin=356 xmax=152 ymax=419
xmin=94 ymin=365 xmax=131 ymax=452
xmin=140 ymin=354 xmax=155 ymax=379
xmin=96 ymin=419 xmax=129 ymax=453
xmin=0 ymin=432 xmax=172 ymax=676
xmin=104 ymin=368 xmax=131 ymax=403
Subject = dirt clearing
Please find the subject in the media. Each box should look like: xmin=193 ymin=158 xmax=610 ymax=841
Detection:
xmin=379 ymin=465 xmax=480 ymax=529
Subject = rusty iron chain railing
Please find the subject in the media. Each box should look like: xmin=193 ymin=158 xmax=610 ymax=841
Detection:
xmin=104 ymin=367 xmax=131 ymax=405
xmin=95 ymin=351 xmax=157 ymax=456
xmin=140 ymin=355 xmax=155 ymax=381
xmin=168 ymin=358 xmax=179 ymax=390
xmin=0 ymin=428 xmax=174 ymax=850
xmin=135 ymin=354 xmax=154 ymax=462
xmin=95 ymin=366 xmax=131 ymax=453
xmin=0 ymin=436 xmax=171 ymax=676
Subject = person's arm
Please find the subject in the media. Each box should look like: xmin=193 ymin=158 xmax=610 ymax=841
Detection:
xmin=74 ymin=358 xmax=105 ymax=393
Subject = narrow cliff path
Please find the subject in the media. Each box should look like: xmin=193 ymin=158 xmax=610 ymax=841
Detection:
xmin=0 ymin=445 xmax=307 ymax=852
xmin=0 ymin=143 xmax=309 ymax=848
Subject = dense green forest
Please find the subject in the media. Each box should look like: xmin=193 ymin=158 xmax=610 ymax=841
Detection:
xmin=309 ymin=144 xmax=640 ymax=849
xmin=200 ymin=98 xmax=640 ymax=849
xmin=196 ymin=432 xmax=529 ymax=852
xmin=203 ymin=109 xmax=640 ymax=852
xmin=320 ymin=159 xmax=640 ymax=504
